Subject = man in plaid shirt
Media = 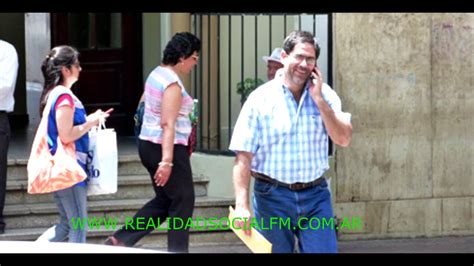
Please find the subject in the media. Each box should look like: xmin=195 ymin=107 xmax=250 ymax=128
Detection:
xmin=229 ymin=31 xmax=352 ymax=253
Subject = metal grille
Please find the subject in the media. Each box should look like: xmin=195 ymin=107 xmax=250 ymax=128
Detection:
xmin=190 ymin=13 xmax=332 ymax=155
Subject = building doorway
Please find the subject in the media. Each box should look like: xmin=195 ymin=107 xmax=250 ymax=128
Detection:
xmin=51 ymin=13 xmax=143 ymax=135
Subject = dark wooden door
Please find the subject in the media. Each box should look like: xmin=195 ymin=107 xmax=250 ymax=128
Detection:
xmin=51 ymin=13 xmax=142 ymax=136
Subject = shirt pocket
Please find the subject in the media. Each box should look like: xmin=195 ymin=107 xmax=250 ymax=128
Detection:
xmin=260 ymin=106 xmax=291 ymax=146
xmin=307 ymin=113 xmax=326 ymax=142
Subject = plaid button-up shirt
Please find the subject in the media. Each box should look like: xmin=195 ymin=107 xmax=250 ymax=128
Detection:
xmin=229 ymin=77 xmax=350 ymax=184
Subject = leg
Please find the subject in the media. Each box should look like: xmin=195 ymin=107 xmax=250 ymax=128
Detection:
xmin=113 ymin=140 xmax=171 ymax=246
xmin=113 ymin=194 xmax=171 ymax=246
xmin=36 ymin=191 xmax=70 ymax=242
xmin=0 ymin=113 xmax=10 ymax=233
xmin=163 ymin=145 xmax=194 ymax=253
xmin=296 ymin=179 xmax=337 ymax=253
xmin=53 ymin=184 xmax=88 ymax=243
xmin=65 ymin=184 xmax=88 ymax=243
xmin=252 ymin=180 xmax=297 ymax=253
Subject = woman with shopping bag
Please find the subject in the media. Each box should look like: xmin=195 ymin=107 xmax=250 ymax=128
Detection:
xmin=29 ymin=45 xmax=110 ymax=243
xmin=104 ymin=32 xmax=201 ymax=253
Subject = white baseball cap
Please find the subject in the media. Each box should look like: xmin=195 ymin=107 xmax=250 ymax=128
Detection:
xmin=262 ymin=48 xmax=283 ymax=64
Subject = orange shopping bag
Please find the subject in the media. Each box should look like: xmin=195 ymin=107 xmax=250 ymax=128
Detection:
xmin=27 ymin=86 xmax=87 ymax=194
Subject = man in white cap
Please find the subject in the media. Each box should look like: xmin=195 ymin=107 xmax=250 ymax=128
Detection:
xmin=262 ymin=47 xmax=284 ymax=80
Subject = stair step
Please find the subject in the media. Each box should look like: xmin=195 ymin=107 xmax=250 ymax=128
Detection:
xmin=4 ymin=197 xmax=234 ymax=229
xmin=5 ymin=137 xmax=238 ymax=251
xmin=187 ymin=243 xmax=250 ymax=253
xmin=6 ymin=175 xmax=209 ymax=204
xmin=0 ymin=240 xmax=163 ymax=253
xmin=133 ymin=231 xmax=242 ymax=250
xmin=7 ymin=155 xmax=148 ymax=180
xmin=137 ymin=242 xmax=251 ymax=253
xmin=6 ymin=158 xmax=29 ymax=181
xmin=0 ymin=218 xmax=242 ymax=249
xmin=89 ymin=175 xmax=209 ymax=201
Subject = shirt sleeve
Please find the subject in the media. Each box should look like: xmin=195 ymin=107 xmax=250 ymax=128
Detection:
xmin=322 ymin=83 xmax=352 ymax=123
xmin=0 ymin=42 xmax=19 ymax=98
xmin=228 ymin=93 xmax=261 ymax=154
xmin=54 ymin=94 xmax=74 ymax=110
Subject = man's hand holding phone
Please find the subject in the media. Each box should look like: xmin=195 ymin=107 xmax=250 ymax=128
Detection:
xmin=309 ymin=66 xmax=324 ymax=102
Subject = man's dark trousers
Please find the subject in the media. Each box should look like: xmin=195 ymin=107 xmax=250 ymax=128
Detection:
xmin=0 ymin=112 xmax=10 ymax=233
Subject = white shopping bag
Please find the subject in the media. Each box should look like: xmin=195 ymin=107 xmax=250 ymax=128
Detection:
xmin=87 ymin=121 xmax=118 ymax=196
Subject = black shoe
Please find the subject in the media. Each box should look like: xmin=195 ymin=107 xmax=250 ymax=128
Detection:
xmin=104 ymin=236 xmax=114 ymax=245
xmin=104 ymin=236 xmax=125 ymax=246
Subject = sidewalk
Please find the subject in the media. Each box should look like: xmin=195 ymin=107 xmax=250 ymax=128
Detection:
xmin=338 ymin=235 xmax=474 ymax=253
xmin=188 ymin=235 xmax=474 ymax=253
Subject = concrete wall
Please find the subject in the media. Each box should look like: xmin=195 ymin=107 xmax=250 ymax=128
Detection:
xmin=191 ymin=153 xmax=236 ymax=199
xmin=333 ymin=13 xmax=473 ymax=239
xmin=142 ymin=13 xmax=161 ymax=82
xmin=24 ymin=13 xmax=51 ymax=127
xmin=170 ymin=13 xmax=192 ymax=89
xmin=25 ymin=13 xmax=50 ymax=84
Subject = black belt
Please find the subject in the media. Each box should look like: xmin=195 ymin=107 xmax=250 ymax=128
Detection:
xmin=251 ymin=171 xmax=324 ymax=191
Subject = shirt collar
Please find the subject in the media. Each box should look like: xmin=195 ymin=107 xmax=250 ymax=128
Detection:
xmin=275 ymin=71 xmax=311 ymax=96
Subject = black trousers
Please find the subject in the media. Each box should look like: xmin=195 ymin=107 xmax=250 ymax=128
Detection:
xmin=114 ymin=139 xmax=195 ymax=252
xmin=0 ymin=113 xmax=10 ymax=231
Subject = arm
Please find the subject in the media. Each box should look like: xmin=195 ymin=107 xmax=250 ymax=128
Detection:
xmin=228 ymin=92 xmax=259 ymax=234
xmin=232 ymin=151 xmax=253 ymax=234
xmin=314 ymin=98 xmax=352 ymax=147
xmin=233 ymin=151 xmax=253 ymax=211
xmin=0 ymin=44 xmax=19 ymax=97
xmin=310 ymin=67 xmax=352 ymax=147
xmin=154 ymin=83 xmax=182 ymax=187
xmin=56 ymin=106 xmax=107 ymax=144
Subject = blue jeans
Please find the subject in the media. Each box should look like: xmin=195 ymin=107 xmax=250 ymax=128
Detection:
xmin=36 ymin=184 xmax=88 ymax=243
xmin=252 ymin=178 xmax=337 ymax=253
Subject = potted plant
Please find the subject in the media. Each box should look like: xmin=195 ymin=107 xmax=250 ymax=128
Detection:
xmin=236 ymin=77 xmax=264 ymax=105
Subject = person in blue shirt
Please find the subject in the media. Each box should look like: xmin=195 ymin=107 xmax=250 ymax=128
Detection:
xmin=35 ymin=45 xmax=110 ymax=243
xmin=229 ymin=31 xmax=352 ymax=253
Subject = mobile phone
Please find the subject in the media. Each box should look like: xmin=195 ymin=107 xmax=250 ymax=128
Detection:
xmin=310 ymin=67 xmax=317 ymax=84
